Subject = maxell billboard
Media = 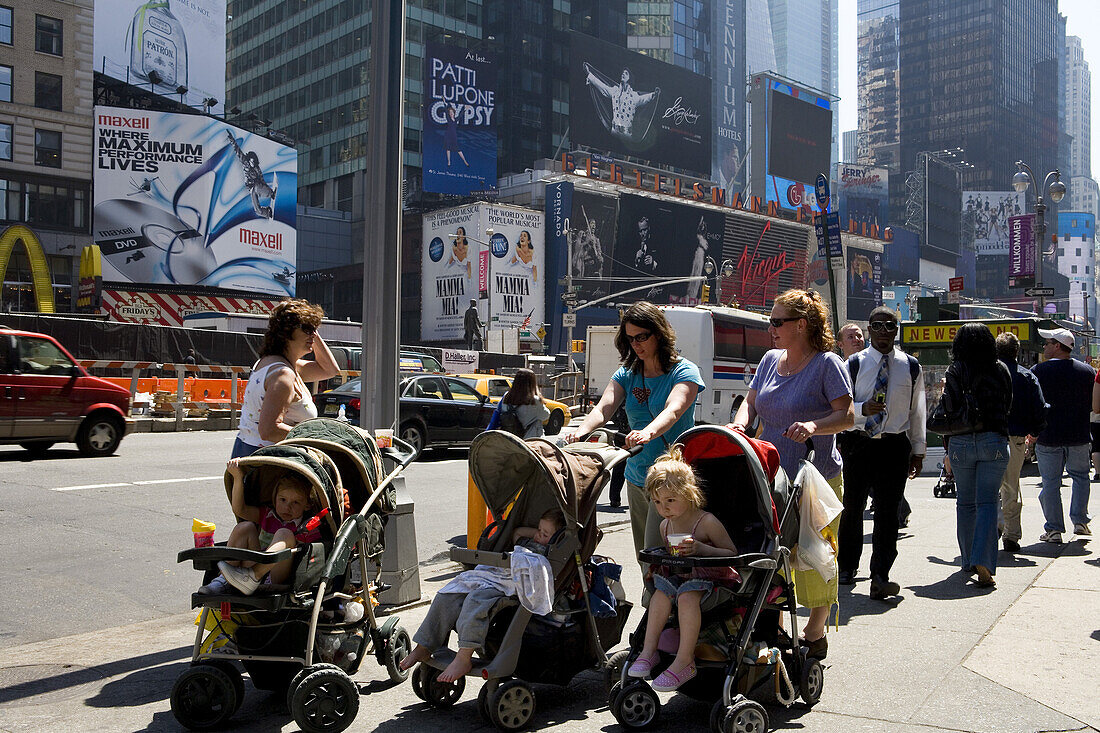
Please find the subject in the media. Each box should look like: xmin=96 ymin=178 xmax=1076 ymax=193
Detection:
xmin=570 ymin=33 xmax=712 ymax=174
xmin=422 ymin=42 xmax=498 ymax=195
xmin=92 ymin=106 xmax=298 ymax=297
xmin=93 ymin=0 xmax=227 ymax=110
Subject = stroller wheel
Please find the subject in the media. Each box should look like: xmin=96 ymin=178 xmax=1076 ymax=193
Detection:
xmin=610 ymin=680 xmax=660 ymax=729
xmin=424 ymin=668 xmax=465 ymax=708
xmin=383 ymin=626 xmax=413 ymax=683
xmin=410 ymin=663 xmax=428 ymax=700
xmin=287 ymin=663 xmax=342 ymax=714
xmin=289 ymin=666 xmax=360 ymax=733
xmin=171 ymin=663 xmax=240 ymax=731
xmin=604 ymin=649 xmax=631 ymax=693
xmin=723 ymin=699 xmax=769 ymax=733
xmin=709 ymin=700 xmax=729 ymax=733
xmin=477 ymin=679 xmax=499 ymax=723
xmin=197 ymin=660 xmax=245 ymax=715
xmin=799 ymin=656 xmax=824 ymax=707
xmin=488 ymin=679 xmax=536 ymax=730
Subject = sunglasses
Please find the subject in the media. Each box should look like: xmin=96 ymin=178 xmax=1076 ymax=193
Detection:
xmin=768 ymin=317 xmax=801 ymax=328
xmin=625 ymin=331 xmax=653 ymax=344
xmin=300 ymin=324 xmax=317 ymax=335
xmin=869 ymin=321 xmax=898 ymax=333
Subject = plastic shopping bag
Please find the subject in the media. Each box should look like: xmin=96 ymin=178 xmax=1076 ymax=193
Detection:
xmin=792 ymin=462 xmax=844 ymax=581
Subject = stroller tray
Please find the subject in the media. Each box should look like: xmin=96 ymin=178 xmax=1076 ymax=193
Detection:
xmin=178 ymin=544 xmax=298 ymax=572
xmin=450 ymin=547 xmax=510 ymax=568
xmin=639 ymin=548 xmax=777 ymax=571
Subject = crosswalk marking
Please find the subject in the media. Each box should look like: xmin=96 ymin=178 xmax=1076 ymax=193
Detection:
xmin=54 ymin=476 xmax=223 ymax=491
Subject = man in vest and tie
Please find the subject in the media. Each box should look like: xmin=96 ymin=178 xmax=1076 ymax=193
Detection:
xmin=838 ymin=307 xmax=927 ymax=600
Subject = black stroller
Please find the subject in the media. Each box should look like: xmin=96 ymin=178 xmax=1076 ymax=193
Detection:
xmin=408 ymin=430 xmax=635 ymax=730
xmin=609 ymin=426 xmax=824 ymax=732
xmin=171 ymin=418 xmax=417 ymax=732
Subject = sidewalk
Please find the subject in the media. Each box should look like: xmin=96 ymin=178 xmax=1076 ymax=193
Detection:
xmin=0 ymin=476 xmax=1096 ymax=732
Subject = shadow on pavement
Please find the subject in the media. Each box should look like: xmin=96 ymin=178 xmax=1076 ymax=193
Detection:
xmin=86 ymin=660 xmax=188 ymax=709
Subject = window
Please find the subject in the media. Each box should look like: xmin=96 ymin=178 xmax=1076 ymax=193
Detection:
xmin=17 ymin=336 xmax=75 ymax=376
xmin=1071 ymin=265 xmax=1078 ymax=274
xmin=0 ymin=123 xmax=10 ymax=161
xmin=1076 ymin=248 xmax=1082 ymax=257
xmin=0 ymin=64 xmax=10 ymax=102
xmin=0 ymin=6 xmax=10 ymax=45
xmin=35 ymin=15 xmax=62 ymax=56
xmin=34 ymin=130 xmax=62 ymax=168
xmin=35 ymin=72 xmax=62 ymax=111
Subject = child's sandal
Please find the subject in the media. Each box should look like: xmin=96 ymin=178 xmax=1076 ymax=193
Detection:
xmin=652 ymin=662 xmax=697 ymax=691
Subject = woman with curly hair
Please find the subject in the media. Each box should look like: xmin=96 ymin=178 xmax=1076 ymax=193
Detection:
xmin=231 ymin=299 xmax=339 ymax=458
xmin=568 ymin=301 xmax=705 ymax=575
xmin=728 ymin=288 xmax=853 ymax=659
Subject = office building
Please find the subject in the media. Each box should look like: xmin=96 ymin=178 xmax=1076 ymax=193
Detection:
xmin=842 ymin=129 xmax=856 ymax=165
xmin=1057 ymin=211 xmax=1095 ymax=325
xmin=746 ymin=1 xmax=777 ymax=74
xmin=855 ymin=0 xmax=899 ymax=170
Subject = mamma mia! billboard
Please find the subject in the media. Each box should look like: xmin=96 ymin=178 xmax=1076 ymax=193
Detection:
xmin=92 ymin=106 xmax=297 ymax=296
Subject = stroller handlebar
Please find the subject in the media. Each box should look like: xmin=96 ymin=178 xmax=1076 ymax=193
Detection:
xmin=572 ymin=427 xmax=645 ymax=457
xmin=638 ymin=548 xmax=777 ymax=571
xmin=380 ymin=435 xmax=418 ymax=468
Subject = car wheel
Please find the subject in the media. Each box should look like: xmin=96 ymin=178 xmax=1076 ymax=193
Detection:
xmin=546 ymin=410 xmax=565 ymax=435
xmin=76 ymin=413 xmax=123 ymax=457
xmin=399 ymin=422 xmax=425 ymax=460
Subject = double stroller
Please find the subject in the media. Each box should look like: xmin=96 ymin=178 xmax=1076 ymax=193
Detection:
xmin=171 ymin=418 xmax=417 ymax=732
xmin=408 ymin=429 xmax=636 ymax=730
xmin=610 ymin=425 xmax=824 ymax=733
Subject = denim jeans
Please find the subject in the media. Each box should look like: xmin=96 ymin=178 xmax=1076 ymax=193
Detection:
xmin=948 ymin=432 xmax=1009 ymax=574
xmin=1035 ymin=443 xmax=1092 ymax=533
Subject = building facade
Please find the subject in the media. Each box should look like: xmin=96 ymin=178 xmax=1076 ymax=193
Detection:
xmin=1057 ymin=211 xmax=1095 ymax=325
xmin=855 ymin=0 xmax=899 ymax=171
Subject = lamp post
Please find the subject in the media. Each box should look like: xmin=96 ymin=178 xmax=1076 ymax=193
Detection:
xmin=1012 ymin=161 xmax=1066 ymax=314
xmin=451 ymin=227 xmax=495 ymax=349
xmin=702 ymin=256 xmax=735 ymax=305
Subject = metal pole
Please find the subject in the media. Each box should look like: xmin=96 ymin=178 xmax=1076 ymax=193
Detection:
xmin=565 ymin=225 xmax=574 ymax=359
xmin=1035 ymin=195 xmax=1046 ymax=314
xmin=361 ymin=0 xmax=406 ymax=432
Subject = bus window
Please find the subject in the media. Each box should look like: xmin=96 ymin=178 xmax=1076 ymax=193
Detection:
xmin=745 ymin=327 xmax=772 ymax=363
xmin=714 ymin=323 xmax=745 ymax=360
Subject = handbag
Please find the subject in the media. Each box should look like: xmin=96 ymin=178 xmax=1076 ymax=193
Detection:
xmin=926 ymin=364 xmax=984 ymax=437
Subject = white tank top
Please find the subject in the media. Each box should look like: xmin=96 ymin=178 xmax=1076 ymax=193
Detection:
xmin=237 ymin=361 xmax=318 ymax=446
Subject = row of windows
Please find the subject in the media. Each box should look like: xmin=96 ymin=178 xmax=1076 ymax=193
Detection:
xmin=0 ymin=66 xmax=62 ymax=109
xmin=0 ymin=124 xmax=62 ymax=168
xmin=0 ymin=177 xmax=88 ymax=231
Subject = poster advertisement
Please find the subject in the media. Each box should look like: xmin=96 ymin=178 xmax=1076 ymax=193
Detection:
xmin=422 ymin=42 xmax=498 ymax=195
xmin=93 ymin=0 xmax=227 ymax=109
xmin=720 ymin=214 xmax=808 ymax=309
xmin=712 ymin=0 xmax=746 ymax=198
xmin=846 ymin=245 xmax=883 ymax=320
xmin=570 ymin=33 xmax=712 ymax=174
xmin=1008 ymin=213 xmax=1036 ymax=285
xmin=92 ymin=106 xmax=298 ymax=297
xmin=101 ymin=289 xmax=278 ymax=326
xmin=569 ymin=191 xmax=619 ymax=303
xmin=964 ymin=191 xmax=1024 ymax=256
xmin=484 ymin=204 xmax=546 ymax=332
xmin=421 ymin=205 xmax=480 ymax=341
xmin=836 ymin=163 xmax=889 ymax=232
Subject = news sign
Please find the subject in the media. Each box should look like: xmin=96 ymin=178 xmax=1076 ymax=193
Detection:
xmin=92 ymin=107 xmax=298 ymax=296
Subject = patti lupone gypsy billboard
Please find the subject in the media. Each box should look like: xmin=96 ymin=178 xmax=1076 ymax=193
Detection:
xmin=93 ymin=107 xmax=297 ymax=297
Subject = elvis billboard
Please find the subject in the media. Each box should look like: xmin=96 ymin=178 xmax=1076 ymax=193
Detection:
xmin=92 ymin=106 xmax=297 ymax=297
xmin=422 ymin=42 xmax=499 ymax=196
xmin=569 ymin=33 xmax=712 ymax=175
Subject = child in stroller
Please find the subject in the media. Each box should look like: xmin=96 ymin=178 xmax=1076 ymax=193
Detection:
xmin=399 ymin=508 xmax=565 ymax=682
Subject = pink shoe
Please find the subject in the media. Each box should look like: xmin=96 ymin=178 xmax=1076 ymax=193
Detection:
xmin=627 ymin=651 xmax=659 ymax=678
xmin=652 ymin=662 xmax=697 ymax=692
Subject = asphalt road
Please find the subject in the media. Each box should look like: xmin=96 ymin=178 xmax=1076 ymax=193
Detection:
xmin=0 ymin=431 xmax=479 ymax=649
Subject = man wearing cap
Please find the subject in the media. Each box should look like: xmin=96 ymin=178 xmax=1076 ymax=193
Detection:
xmin=1031 ymin=327 xmax=1094 ymax=542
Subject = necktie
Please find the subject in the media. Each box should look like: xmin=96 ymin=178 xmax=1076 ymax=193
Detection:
xmin=866 ymin=353 xmax=890 ymax=437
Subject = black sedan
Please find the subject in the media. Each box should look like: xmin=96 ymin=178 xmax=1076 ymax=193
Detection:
xmin=316 ymin=375 xmax=495 ymax=459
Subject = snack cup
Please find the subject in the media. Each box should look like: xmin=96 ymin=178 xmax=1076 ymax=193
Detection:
xmin=375 ymin=428 xmax=393 ymax=449
xmin=667 ymin=533 xmax=692 ymax=556
xmin=192 ymin=518 xmax=216 ymax=548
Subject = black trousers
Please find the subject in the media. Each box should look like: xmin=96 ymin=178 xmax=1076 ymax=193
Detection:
xmin=838 ymin=431 xmax=912 ymax=580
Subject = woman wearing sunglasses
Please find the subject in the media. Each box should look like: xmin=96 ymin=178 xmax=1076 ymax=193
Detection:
xmin=728 ymin=288 xmax=854 ymax=659
xmin=568 ymin=301 xmax=706 ymax=573
xmin=232 ymin=298 xmax=339 ymax=458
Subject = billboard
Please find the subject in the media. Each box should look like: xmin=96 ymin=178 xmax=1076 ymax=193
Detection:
xmin=836 ymin=163 xmax=889 ymax=232
xmin=1008 ymin=213 xmax=1036 ymax=285
xmin=484 ymin=204 xmax=545 ymax=332
xmin=569 ymin=191 xmax=619 ymax=303
xmin=101 ymin=289 xmax=279 ymax=326
xmin=964 ymin=191 xmax=1024 ymax=256
xmin=421 ymin=205 xmax=480 ymax=341
xmin=720 ymin=214 xmax=808 ymax=309
xmin=570 ymin=34 xmax=712 ymax=174
xmin=422 ymin=42 xmax=498 ymax=195
xmin=846 ymin=245 xmax=883 ymax=320
xmin=93 ymin=0 xmax=226 ymax=109
xmin=93 ymin=106 xmax=298 ymax=297
xmin=712 ymin=0 xmax=747 ymax=197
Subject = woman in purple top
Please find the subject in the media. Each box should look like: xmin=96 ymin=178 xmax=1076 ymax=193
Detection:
xmin=729 ymin=289 xmax=853 ymax=659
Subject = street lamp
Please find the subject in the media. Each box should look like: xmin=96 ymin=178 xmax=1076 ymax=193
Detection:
xmin=1012 ymin=161 xmax=1066 ymax=312
xmin=450 ymin=227 xmax=495 ymax=348
xmin=703 ymin=256 xmax=735 ymax=305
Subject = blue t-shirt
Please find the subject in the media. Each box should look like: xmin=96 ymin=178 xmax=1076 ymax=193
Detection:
xmin=612 ymin=359 xmax=706 ymax=486
xmin=750 ymin=349 xmax=852 ymax=480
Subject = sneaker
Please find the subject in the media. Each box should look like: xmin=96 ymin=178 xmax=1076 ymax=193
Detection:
xmin=1038 ymin=530 xmax=1063 ymax=544
xmin=197 ymin=575 xmax=230 ymax=595
xmin=1074 ymin=523 xmax=1091 ymax=536
xmin=1002 ymin=538 xmax=1020 ymax=553
xmin=218 ymin=561 xmax=260 ymax=595
xmin=869 ymin=575 xmax=900 ymax=600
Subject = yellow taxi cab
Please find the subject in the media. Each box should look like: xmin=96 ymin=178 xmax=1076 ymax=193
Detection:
xmin=452 ymin=373 xmax=572 ymax=434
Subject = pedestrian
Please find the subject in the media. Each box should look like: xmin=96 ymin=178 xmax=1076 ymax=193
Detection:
xmin=994 ymin=332 xmax=1046 ymax=553
xmin=837 ymin=323 xmax=865 ymax=359
xmin=727 ymin=288 xmax=854 ymax=658
xmin=463 ymin=299 xmax=483 ymax=351
xmin=485 ymin=368 xmax=550 ymax=439
xmin=184 ymin=348 xmax=198 ymax=366
xmin=1090 ymin=367 xmax=1100 ymax=481
xmin=1031 ymin=327 xmax=1094 ymax=542
xmin=232 ymin=299 xmax=339 ymax=458
xmin=837 ymin=307 xmax=926 ymax=599
xmin=606 ymin=404 xmax=630 ymax=508
xmin=941 ymin=323 xmax=1012 ymax=588
xmin=566 ymin=301 xmax=706 ymax=580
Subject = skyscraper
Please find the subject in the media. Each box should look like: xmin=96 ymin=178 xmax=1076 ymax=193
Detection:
xmin=855 ymin=0 xmax=899 ymax=170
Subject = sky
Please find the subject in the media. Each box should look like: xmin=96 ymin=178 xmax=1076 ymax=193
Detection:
xmin=837 ymin=0 xmax=1100 ymax=177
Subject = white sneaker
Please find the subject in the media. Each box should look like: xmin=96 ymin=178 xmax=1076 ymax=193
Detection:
xmin=217 ymin=561 xmax=260 ymax=595
xmin=1038 ymin=530 xmax=1063 ymax=544
xmin=1073 ymin=523 xmax=1091 ymax=536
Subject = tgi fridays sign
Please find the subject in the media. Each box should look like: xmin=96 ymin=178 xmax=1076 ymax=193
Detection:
xmin=102 ymin=289 xmax=279 ymax=326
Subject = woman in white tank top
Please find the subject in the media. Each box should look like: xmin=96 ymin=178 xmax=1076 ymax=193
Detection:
xmin=232 ymin=299 xmax=340 ymax=458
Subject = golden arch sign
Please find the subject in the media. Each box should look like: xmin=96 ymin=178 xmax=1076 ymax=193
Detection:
xmin=0 ymin=224 xmax=56 ymax=313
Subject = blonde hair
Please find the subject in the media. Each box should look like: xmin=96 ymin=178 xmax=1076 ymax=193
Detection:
xmin=275 ymin=472 xmax=314 ymax=509
xmin=774 ymin=289 xmax=835 ymax=353
xmin=645 ymin=444 xmax=705 ymax=509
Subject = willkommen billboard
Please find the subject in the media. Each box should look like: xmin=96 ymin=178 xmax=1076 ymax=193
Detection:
xmin=93 ymin=0 xmax=227 ymax=110
xmin=92 ymin=106 xmax=298 ymax=297
xmin=569 ymin=33 xmax=712 ymax=174
xmin=422 ymin=42 xmax=498 ymax=195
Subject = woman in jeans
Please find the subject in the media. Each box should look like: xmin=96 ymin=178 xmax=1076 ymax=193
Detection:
xmin=942 ymin=323 xmax=1012 ymax=588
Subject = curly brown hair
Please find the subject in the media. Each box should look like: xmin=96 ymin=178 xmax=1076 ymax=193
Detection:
xmin=614 ymin=301 xmax=679 ymax=373
xmin=260 ymin=299 xmax=324 ymax=358
xmin=774 ymin=289 xmax=835 ymax=353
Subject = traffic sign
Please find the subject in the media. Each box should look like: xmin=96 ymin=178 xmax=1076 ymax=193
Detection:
xmin=536 ymin=326 xmax=547 ymax=340
xmin=562 ymin=313 xmax=577 ymax=327
xmin=814 ymin=174 xmax=830 ymax=209
xmin=561 ymin=292 xmax=577 ymax=302
xmin=1050 ymin=313 xmax=1067 ymax=320
xmin=949 ymin=276 xmax=964 ymax=292
xmin=947 ymin=291 xmax=960 ymax=304
xmin=1024 ymin=287 xmax=1054 ymax=297
xmin=814 ymin=212 xmax=842 ymax=259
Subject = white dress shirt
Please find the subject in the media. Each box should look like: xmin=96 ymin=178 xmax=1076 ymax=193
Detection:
xmin=850 ymin=346 xmax=927 ymax=455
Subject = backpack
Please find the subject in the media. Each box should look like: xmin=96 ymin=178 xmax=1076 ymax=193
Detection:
xmin=847 ymin=351 xmax=922 ymax=405
xmin=498 ymin=403 xmax=526 ymax=437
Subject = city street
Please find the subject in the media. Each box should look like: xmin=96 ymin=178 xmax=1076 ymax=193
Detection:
xmin=0 ymin=431 xmax=1097 ymax=732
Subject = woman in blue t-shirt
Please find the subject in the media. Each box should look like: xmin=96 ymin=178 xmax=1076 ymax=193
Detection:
xmin=568 ymin=301 xmax=705 ymax=574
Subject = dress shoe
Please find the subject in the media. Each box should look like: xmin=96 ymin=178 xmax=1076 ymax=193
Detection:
xmin=838 ymin=569 xmax=856 ymax=585
xmin=799 ymin=634 xmax=828 ymax=660
xmin=869 ymin=575 xmax=900 ymax=600
xmin=1002 ymin=538 xmax=1020 ymax=553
